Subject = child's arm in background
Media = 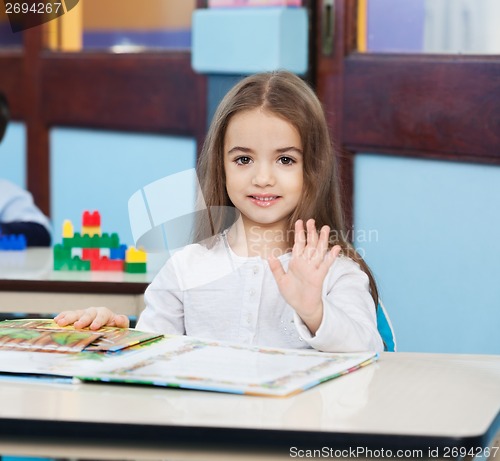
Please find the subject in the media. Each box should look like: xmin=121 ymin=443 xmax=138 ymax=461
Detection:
xmin=0 ymin=221 xmax=51 ymax=246
xmin=0 ymin=179 xmax=52 ymax=246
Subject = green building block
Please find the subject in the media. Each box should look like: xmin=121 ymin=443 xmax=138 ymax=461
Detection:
xmin=124 ymin=262 xmax=147 ymax=274
xmin=62 ymin=232 xmax=120 ymax=249
xmin=54 ymin=255 xmax=91 ymax=271
xmin=53 ymin=243 xmax=71 ymax=259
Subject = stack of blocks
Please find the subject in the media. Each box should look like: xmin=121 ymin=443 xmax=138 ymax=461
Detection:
xmin=53 ymin=211 xmax=147 ymax=273
xmin=0 ymin=234 xmax=27 ymax=250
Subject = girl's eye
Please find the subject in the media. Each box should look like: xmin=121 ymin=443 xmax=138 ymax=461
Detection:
xmin=235 ymin=156 xmax=252 ymax=165
xmin=278 ymin=156 xmax=295 ymax=165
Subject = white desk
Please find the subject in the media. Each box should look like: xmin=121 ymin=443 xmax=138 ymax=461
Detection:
xmin=0 ymin=352 xmax=499 ymax=460
xmin=0 ymin=248 xmax=167 ymax=317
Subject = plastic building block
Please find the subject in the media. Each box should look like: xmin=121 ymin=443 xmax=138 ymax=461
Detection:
xmin=110 ymin=244 xmax=127 ymax=260
xmin=0 ymin=234 xmax=27 ymax=250
xmin=62 ymin=220 xmax=74 ymax=238
xmin=91 ymin=257 xmax=124 ymax=271
xmin=54 ymin=255 xmax=91 ymax=271
xmin=82 ymin=210 xmax=101 ymax=227
xmin=82 ymin=211 xmax=101 ymax=236
xmin=82 ymin=248 xmax=100 ymax=260
xmin=63 ymin=232 xmax=120 ymax=249
xmin=125 ymin=246 xmax=147 ymax=263
xmin=82 ymin=225 xmax=101 ymax=237
xmin=53 ymin=243 xmax=71 ymax=259
xmin=55 ymin=211 xmax=128 ymax=272
xmin=124 ymin=262 xmax=147 ymax=274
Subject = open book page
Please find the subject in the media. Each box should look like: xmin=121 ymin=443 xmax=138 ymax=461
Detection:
xmin=0 ymin=320 xmax=378 ymax=397
xmin=78 ymin=336 xmax=378 ymax=397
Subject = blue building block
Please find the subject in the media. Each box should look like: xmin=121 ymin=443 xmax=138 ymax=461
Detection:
xmin=0 ymin=234 xmax=27 ymax=250
xmin=110 ymin=244 xmax=127 ymax=260
xmin=192 ymin=7 xmax=308 ymax=74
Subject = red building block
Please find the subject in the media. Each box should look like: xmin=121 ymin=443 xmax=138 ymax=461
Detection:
xmin=82 ymin=248 xmax=100 ymax=260
xmin=82 ymin=210 xmax=101 ymax=227
xmin=90 ymin=257 xmax=124 ymax=271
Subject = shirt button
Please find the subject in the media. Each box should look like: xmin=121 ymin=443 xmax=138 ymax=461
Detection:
xmin=249 ymin=289 xmax=255 ymax=296
xmin=247 ymin=314 xmax=253 ymax=323
xmin=253 ymin=266 xmax=259 ymax=274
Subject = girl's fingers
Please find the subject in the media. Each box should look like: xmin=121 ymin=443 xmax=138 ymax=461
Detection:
xmin=113 ymin=314 xmax=130 ymax=329
xmin=321 ymin=245 xmax=341 ymax=271
xmin=55 ymin=307 xmax=127 ymax=330
xmin=314 ymin=225 xmax=330 ymax=262
xmin=303 ymin=219 xmax=318 ymax=260
xmin=54 ymin=310 xmax=83 ymax=326
xmin=306 ymin=219 xmax=318 ymax=247
xmin=90 ymin=308 xmax=113 ymax=330
xmin=292 ymin=219 xmax=306 ymax=257
xmin=74 ymin=308 xmax=98 ymax=329
xmin=268 ymin=256 xmax=286 ymax=284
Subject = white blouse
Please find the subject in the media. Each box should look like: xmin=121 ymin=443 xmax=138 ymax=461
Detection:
xmin=137 ymin=232 xmax=383 ymax=353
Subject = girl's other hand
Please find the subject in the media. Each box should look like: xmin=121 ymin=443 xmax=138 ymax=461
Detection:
xmin=268 ymin=219 xmax=341 ymax=334
xmin=54 ymin=307 xmax=130 ymax=330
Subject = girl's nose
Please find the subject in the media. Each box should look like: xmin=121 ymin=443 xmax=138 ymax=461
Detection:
xmin=251 ymin=163 xmax=276 ymax=187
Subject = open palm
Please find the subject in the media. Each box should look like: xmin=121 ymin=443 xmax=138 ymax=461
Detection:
xmin=268 ymin=219 xmax=341 ymax=333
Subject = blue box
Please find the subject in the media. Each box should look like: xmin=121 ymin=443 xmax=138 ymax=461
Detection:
xmin=192 ymin=8 xmax=308 ymax=75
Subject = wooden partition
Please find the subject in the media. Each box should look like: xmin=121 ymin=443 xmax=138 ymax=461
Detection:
xmin=313 ymin=0 xmax=500 ymax=225
xmin=0 ymin=0 xmax=207 ymax=216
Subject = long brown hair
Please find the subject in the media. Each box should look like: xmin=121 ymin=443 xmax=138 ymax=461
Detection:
xmin=195 ymin=71 xmax=379 ymax=306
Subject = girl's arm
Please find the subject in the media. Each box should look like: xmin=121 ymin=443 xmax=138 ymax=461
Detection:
xmin=269 ymin=219 xmax=383 ymax=353
xmin=293 ymin=258 xmax=383 ymax=353
xmin=135 ymin=257 xmax=185 ymax=335
xmin=268 ymin=219 xmax=340 ymax=334
xmin=55 ymin=256 xmax=185 ymax=333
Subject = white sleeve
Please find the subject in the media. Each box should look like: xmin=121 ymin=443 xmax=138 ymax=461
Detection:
xmin=293 ymin=257 xmax=384 ymax=353
xmin=0 ymin=180 xmax=51 ymax=231
xmin=136 ymin=257 xmax=186 ymax=335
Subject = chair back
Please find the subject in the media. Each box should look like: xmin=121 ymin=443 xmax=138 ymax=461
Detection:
xmin=377 ymin=300 xmax=396 ymax=352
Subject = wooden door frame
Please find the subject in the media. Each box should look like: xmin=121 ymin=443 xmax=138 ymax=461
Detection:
xmin=0 ymin=0 xmax=207 ymax=216
xmin=313 ymin=0 xmax=500 ymax=227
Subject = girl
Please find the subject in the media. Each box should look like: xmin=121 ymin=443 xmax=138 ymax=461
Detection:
xmin=55 ymin=71 xmax=383 ymax=353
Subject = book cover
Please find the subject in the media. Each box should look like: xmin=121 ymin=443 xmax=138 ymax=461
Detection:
xmin=0 ymin=319 xmax=161 ymax=353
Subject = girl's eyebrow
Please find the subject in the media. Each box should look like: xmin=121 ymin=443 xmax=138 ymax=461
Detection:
xmin=227 ymin=146 xmax=303 ymax=155
xmin=227 ymin=146 xmax=252 ymax=155
xmin=276 ymin=146 xmax=303 ymax=155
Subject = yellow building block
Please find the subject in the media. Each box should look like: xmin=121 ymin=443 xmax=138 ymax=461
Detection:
xmin=126 ymin=246 xmax=147 ymax=263
xmin=82 ymin=225 xmax=102 ymax=236
xmin=62 ymin=220 xmax=74 ymax=238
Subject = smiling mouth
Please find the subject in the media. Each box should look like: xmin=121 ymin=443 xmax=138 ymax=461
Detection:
xmin=248 ymin=195 xmax=281 ymax=207
xmin=249 ymin=195 xmax=280 ymax=201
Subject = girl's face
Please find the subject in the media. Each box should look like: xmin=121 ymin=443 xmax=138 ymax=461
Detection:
xmin=223 ymin=108 xmax=303 ymax=233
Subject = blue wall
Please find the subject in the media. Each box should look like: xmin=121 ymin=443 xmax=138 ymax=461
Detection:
xmin=0 ymin=122 xmax=26 ymax=187
xmin=50 ymin=128 xmax=196 ymax=247
xmin=354 ymin=154 xmax=500 ymax=354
